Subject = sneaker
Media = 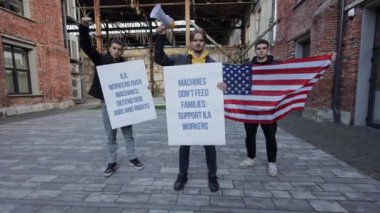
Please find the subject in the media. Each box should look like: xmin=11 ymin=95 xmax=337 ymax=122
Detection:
xmin=129 ymin=158 xmax=144 ymax=170
xmin=208 ymin=174 xmax=220 ymax=192
xmin=174 ymin=173 xmax=188 ymax=191
xmin=268 ymin=162 xmax=278 ymax=176
xmin=239 ymin=158 xmax=256 ymax=169
xmin=104 ymin=162 xmax=118 ymax=177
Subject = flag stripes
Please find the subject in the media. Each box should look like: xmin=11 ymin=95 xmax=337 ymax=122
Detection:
xmin=223 ymin=55 xmax=331 ymax=123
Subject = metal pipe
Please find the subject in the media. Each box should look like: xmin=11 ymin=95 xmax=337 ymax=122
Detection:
xmin=94 ymin=0 xmax=102 ymax=52
xmin=185 ymin=0 xmax=190 ymax=48
xmin=66 ymin=25 xmax=242 ymax=33
xmin=62 ymin=0 xmax=68 ymax=48
xmin=76 ymin=2 xmax=252 ymax=10
xmin=149 ymin=22 xmax=154 ymax=96
xmin=332 ymin=0 xmax=345 ymax=123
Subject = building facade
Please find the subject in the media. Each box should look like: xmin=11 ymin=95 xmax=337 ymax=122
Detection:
xmin=0 ymin=0 xmax=74 ymax=117
xmin=273 ymin=0 xmax=380 ymax=128
xmin=229 ymin=0 xmax=276 ymax=61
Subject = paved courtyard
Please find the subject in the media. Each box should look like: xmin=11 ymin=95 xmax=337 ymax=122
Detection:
xmin=0 ymin=108 xmax=380 ymax=212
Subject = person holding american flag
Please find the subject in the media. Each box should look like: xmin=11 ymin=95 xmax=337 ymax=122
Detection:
xmin=238 ymin=39 xmax=280 ymax=176
xmin=222 ymin=39 xmax=336 ymax=177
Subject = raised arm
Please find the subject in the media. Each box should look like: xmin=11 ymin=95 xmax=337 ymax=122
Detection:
xmin=79 ymin=17 xmax=102 ymax=64
xmin=154 ymin=25 xmax=176 ymax=66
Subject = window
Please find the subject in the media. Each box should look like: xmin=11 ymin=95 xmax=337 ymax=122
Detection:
xmin=256 ymin=8 xmax=261 ymax=35
xmin=301 ymin=39 xmax=310 ymax=57
xmin=3 ymin=44 xmax=31 ymax=94
xmin=295 ymin=35 xmax=310 ymax=58
xmin=0 ymin=0 xmax=24 ymax=15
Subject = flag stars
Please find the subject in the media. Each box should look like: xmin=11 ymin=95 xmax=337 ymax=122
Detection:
xmin=223 ymin=64 xmax=251 ymax=96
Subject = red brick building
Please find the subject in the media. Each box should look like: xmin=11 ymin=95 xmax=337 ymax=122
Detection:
xmin=273 ymin=0 xmax=380 ymax=128
xmin=0 ymin=0 xmax=74 ymax=117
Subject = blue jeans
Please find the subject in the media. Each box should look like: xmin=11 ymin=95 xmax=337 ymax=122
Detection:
xmin=102 ymin=103 xmax=136 ymax=163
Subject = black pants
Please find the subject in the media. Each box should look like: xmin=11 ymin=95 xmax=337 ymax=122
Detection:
xmin=179 ymin=145 xmax=217 ymax=176
xmin=244 ymin=123 xmax=277 ymax=162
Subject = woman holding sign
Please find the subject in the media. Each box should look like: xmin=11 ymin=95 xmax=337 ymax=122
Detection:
xmin=155 ymin=25 xmax=226 ymax=192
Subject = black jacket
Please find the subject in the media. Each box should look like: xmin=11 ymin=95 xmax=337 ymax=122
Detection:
xmin=250 ymin=55 xmax=277 ymax=65
xmin=154 ymin=34 xmax=215 ymax=65
xmin=79 ymin=25 xmax=125 ymax=100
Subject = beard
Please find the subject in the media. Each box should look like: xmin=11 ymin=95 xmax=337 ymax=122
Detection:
xmin=192 ymin=47 xmax=203 ymax=54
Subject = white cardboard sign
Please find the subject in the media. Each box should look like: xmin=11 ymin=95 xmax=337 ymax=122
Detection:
xmin=97 ymin=60 xmax=157 ymax=129
xmin=164 ymin=62 xmax=226 ymax=145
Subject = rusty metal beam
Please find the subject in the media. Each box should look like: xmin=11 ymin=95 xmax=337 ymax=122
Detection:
xmin=94 ymin=0 xmax=102 ymax=52
xmin=185 ymin=0 xmax=190 ymax=48
xmin=77 ymin=2 xmax=252 ymax=9
xmin=78 ymin=3 xmax=184 ymax=9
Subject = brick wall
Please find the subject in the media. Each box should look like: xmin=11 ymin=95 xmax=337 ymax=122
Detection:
xmin=0 ymin=0 xmax=72 ymax=110
xmin=272 ymin=0 xmax=363 ymax=123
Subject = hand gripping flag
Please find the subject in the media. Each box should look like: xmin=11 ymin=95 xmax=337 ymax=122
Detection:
xmin=223 ymin=55 xmax=332 ymax=124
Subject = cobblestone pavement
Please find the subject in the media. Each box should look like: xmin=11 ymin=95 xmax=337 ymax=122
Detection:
xmin=278 ymin=112 xmax=380 ymax=182
xmin=0 ymin=108 xmax=380 ymax=213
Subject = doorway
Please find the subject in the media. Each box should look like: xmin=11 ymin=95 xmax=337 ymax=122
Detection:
xmin=367 ymin=8 xmax=380 ymax=128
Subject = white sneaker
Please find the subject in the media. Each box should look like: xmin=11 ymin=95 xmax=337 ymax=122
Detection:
xmin=239 ymin=158 xmax=256 ymax=169
xmin=268 ymin=162 xmax=278 ymax=176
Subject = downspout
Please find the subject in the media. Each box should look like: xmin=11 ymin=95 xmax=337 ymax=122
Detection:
xmin=241 ymin=15 xmax=246 ymax=63
xmin=332 ymin=0 xmax=345 ymax=123
xmin=269 ymin=0 xmax=275 ymax=45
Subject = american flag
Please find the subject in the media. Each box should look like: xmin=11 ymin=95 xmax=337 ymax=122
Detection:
xmin=223 ymin=55 xmax=332 ymax=124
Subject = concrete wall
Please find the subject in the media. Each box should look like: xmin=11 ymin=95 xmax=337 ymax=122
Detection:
xmin=245 ymin=0 xmax=275 ymax=60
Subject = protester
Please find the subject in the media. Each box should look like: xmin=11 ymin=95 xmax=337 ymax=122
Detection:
xmin=237 ymin=39 xmax=336 ymax=177
xmin=238 ymin=39 xmax=279 ymax=176
xmin=79 ymin=17 xmax=144 ymax=177
xmin=154 ymin=25 xmax=226 ymax=192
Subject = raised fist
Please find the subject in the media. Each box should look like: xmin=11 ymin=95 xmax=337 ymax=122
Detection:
xmin=156 ymin=25 xmax=167 ymax=35
xmin=81 ymin=16 xmax=92 ymax=27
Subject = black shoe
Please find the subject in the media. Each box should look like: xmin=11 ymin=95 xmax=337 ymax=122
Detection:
xmin=174 ymin=173 xmax=188 ymax=191
xmin=104 ymin=162 xmax=118 ymax=177
xmin=129 ymin=158 xmax=144 ymax=170
xmin=208 ymin=174 xmax=220 ymax=192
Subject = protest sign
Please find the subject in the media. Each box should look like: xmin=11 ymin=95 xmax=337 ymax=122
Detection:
xmin=97 ymin=60 xmax=157 ymax=129
xmin=164 ymin=63 xmax=225 ymax=145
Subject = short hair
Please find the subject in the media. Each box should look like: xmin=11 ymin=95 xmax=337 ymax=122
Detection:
xmin=255 ymin=39 xmax=269 ymax=49
xmin=109 ymin=39 xmax=125 ymax=47
xmin=190 ymin=28 xmax=207 ymax=41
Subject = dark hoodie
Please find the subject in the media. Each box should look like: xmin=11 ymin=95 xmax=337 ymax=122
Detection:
xmin=79 ymin=25 xmax=125 ymax=101
xmin=250 ymin=55 xmax=277 ymax=65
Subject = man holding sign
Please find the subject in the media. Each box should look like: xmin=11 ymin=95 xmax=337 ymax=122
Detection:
xmin=79 ymin=17 xmax=144 ymax=177
xmin=155 ymin=25 xmax=226 ymax=192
